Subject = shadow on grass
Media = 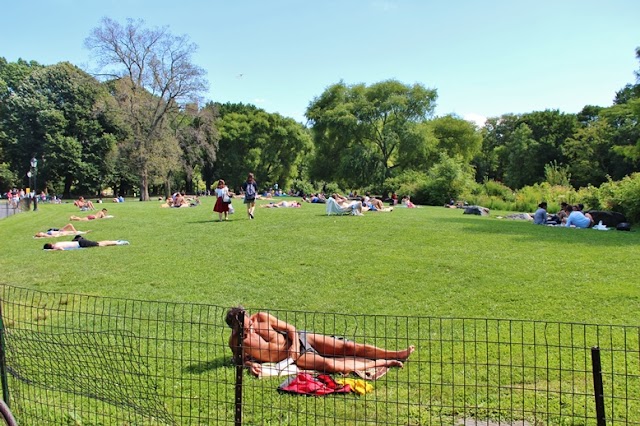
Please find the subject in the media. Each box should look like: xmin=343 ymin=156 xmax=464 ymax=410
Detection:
xmin=438 ymin=216 xmax=638 ymax=247
xmin=184 ymin=356 xmax=230 ymax=374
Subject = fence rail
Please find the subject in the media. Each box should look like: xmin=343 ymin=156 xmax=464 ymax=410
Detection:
xmin=0 ymin=285 xmax=638 ymax=425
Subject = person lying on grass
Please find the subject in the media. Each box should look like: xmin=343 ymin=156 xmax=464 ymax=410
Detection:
xmin=34 ymin=223 xmax=89 ymax=238
xmin=260 ymin=201 xmax=302 ymax=208
xmin=70 ymin=208 xmax=109 ymax=221
xmin=225 ymin=306 xmax=414 ymax=376
xmin=362 ymin=197 xmax=393 ymax=212
xmin=43 ymin=236 xmax=129 ymax=250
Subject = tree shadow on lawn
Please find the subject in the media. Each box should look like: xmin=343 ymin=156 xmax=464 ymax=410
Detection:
xmin=184 ymin=356 xmax=230 ymax=374
xmin=438 ymin=216 xmax=638 ymax=248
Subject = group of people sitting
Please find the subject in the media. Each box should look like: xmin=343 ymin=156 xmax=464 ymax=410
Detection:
xmin=533 ymin=202 xmax=595 ymax=228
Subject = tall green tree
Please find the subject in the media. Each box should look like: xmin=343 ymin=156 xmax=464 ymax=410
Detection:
xmin=473 ymin=114 xmax=520 ymax=182
xmin=306 ymin=80 xmax=437 ymax=187
xmin=0 ymin=61 xmax=116 ymax=196
xmin=429 ymin=115 xmax=482 ymax=163
xmin=503 ymin=123 xmax=539 ymax=189
xmin=214 ymin=103 xmax=311 ymax=191
xmin=85 ymin=17 xmax=207 ymax=200
xmin=0 ymin=58 xmax=43 ymax=189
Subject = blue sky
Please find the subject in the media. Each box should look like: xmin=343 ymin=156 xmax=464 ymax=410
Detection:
xmin=2 ymin=0 xmax=639 ymax=125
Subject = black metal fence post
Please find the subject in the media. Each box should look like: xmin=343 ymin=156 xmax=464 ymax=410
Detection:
xmin=0 ymin=301 xmax=11 ymax=406
xmin=234 ymin=310 xmax=245 ymax=426
xmin=591 ymin=346 xmax=606 ymax=426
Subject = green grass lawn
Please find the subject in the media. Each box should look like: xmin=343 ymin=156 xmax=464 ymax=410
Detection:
xmin=1 ymin=198 xmax=639 ymax=424
xmin=1 ymin=197 xmax=638 ymax=325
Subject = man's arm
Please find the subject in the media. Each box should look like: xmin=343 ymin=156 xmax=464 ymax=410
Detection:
xmin=257 ymin=312 xmax=301 ymax=360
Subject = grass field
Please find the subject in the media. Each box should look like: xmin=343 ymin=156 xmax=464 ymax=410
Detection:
xmin=1 ymin=197 xmax=639 ymax=424
xmin=1 ymin=197 xmax=638 ymax=325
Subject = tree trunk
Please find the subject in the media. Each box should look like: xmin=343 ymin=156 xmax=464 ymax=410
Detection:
xmin=140 ymin=168 xmax=150 ymax=201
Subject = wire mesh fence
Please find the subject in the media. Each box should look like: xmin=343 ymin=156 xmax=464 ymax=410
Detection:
xmin=0 ymin=201 xmax=23 ymax=220
xmin=0 ymin=284 xmax=638 ymax=425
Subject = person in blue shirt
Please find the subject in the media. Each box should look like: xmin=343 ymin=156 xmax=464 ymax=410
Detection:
xmin=533 ymin=202 xmax=548 ymax=225
xmin=564 ymin=205 xmax=594 ymax=228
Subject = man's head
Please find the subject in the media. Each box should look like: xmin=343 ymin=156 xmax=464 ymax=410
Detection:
xmin=225 ymin=306 xmax=246 ymax=330
xmin=43 ymin=243 xmax=54 ymax=250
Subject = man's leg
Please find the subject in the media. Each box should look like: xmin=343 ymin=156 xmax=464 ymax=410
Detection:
xmin=296 ymin=352 xmax=402 ymax=375
xmin=305 ymin=333 xmax=414 ymax=361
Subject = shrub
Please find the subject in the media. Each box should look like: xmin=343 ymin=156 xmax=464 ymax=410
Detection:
xmin=383 ymin=170 xmax=429 ymax=201
xmin=419 ymin=154 xmax=475 ymax=205
xmin=575 ymin=185 xmax=602 ymax=211
xmin=609 ymin=173 xmax=640 ymax=223
xmin=481 ymin=178 xmax=514 ymax=200
xmin=290 ymin=179 xmax=315 ymax=196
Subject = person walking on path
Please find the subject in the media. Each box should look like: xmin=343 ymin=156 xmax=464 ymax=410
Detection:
xmin=213 ymin=179 xmax=231 ymax=221
xmin=242 ymin=173 xmax=258 ymax=220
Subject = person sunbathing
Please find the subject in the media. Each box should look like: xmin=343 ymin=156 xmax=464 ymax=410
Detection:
xmin=363 ymin=197 xmax=393 ymax=212
xmin=260 ymin=201 xmax=301 ymax=208
xmin=70 ymin=208 xmax=109 ymax=221
xmin=225 ymin=307 xmax=414 ymax=376
xmin=34 ymin=223 xmax=89 ymax=238
xmin=327 ymin=195 xmax=364 ymax=216
xmin=43 ymin=236 xmax=129 ymax=250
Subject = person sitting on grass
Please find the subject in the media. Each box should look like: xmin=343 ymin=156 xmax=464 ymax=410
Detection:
xmin=70 ymin=208 xmax=109 ymax=221
xmin=225 ymin=306 xmax=414 ymax=376
xmin=74 ymin=196 xmax=95 ymax=210
xmin=401 ymin=196 xmax=417 ymax=208
xmin=34 ymin=223 xmax=89 ymax=238
xmin=564 ymin=204 xmax=594 ymax=228
xmin=43 ymin=236 xmax=129 ymax=250
xmin=533 ymin=202 xmax=549 ymax=225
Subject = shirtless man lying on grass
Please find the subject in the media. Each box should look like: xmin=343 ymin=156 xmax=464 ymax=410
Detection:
xmin=70 ymin=208 xmax=109 ymax=221
xmin=43 ymin=236 xmax=129 ymax=250
xmin=225 ymin=306 xmax=414 ymax=376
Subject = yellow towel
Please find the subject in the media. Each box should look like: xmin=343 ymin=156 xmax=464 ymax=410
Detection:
xmin=335 ymin=378 xmax=373 ymax=395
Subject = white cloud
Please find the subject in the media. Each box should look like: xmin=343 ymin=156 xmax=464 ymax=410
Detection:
xmin=253 ymin=98 xmax=267 ymax=104
xmin=463 ymin=113 xmax=487 ymax=128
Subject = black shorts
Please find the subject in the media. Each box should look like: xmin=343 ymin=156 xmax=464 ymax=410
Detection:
xmin=78 ymin=239 xmax=99 ymax=248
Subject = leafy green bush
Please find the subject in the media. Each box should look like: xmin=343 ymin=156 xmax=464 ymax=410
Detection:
xmin=322 ymin=181 xmax=343 ymax=196
xmin=383 ymin=170 xmax=428 ymax=200
xmin=418 ymin=154 xmax=475 ymax=205
xmin=481 ymin=178 xmax=514 ymax=200
xmin=607 ymin=173 xmax=640 ymax=223
xmin=575 ymin=185 xmax=602 ymax=210
xmin=290 ymin=178 xmax=316 ymax=196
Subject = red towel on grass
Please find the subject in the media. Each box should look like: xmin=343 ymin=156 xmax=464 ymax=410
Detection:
xmin=278 ymin=373 xmax=352 ymax=396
